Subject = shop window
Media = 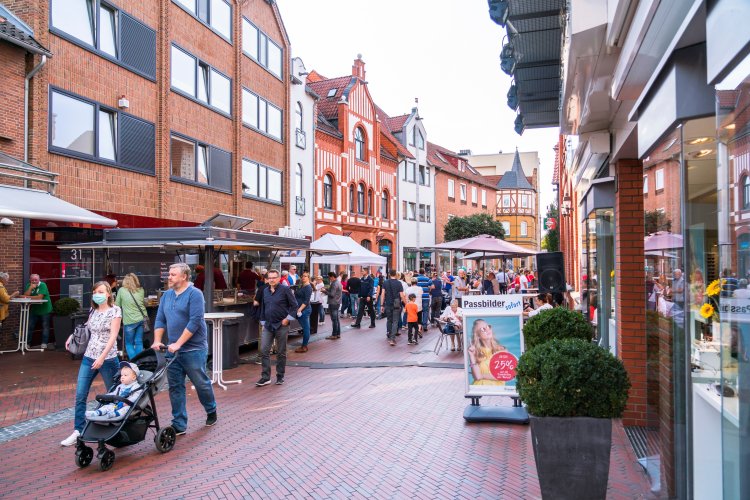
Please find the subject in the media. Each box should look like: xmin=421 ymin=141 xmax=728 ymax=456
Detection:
xmin=51 ymin=0 xmax=156 ymax=79
xmin=382 ymin=190 xmax=389 ymax=219
xmin=171 ymin=134 xmax=231 ymax=191
xmin=355 ymin=127 xmax=366 ymax=161
xmin=241 ymin=159 xmax=281 ymax=203
xmin=448 ymin=179 xmax=455 ymax=198
xmin=323 ymin=174 xmax=333 ymax=209
xmin=241 ymin=88 xmax=282 ymax=141
xmin=49 ymin=88 xmax=155 ymax=173
xmin=171 ymin=44 xmax=231 ymax=115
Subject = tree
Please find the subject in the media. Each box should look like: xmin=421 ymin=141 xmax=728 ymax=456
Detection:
xmin=541 ymin=202 xmax=559 ymax=252
xmin=444 ymin=213 xmax=505 ymax=242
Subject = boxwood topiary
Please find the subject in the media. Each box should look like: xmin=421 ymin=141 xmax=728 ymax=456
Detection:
xmin=516 ymin=338 xmax=630 ymax=418
xmin=53 ymin=297 xmax=81 ymax=316
xmin=523 ymin=307 xmax=593 ymax=351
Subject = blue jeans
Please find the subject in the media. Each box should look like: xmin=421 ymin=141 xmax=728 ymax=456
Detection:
xmin=297 ymin=307 xmax=312 ymax=346
xmin=74 ymin=356 xmax=119 ymax=431
xmin=329 ymin=306 xmax=341 ymax=336
xmin=319 ymin=304 xmax=326 ymax=323
xmin=341 ymin=294 xmax=350 ymax=315
xmin=421 ymin=299 xmax=430 ymax=327
xmin=350 ymin=294 xmax=359 ymax=317
xmin=28 ymin=313 xmax=50 ymax=345
xmin=123 ymin=322 xmax=144 ymax=360
xmin=166 ymin=349 xmax=216 ymax=431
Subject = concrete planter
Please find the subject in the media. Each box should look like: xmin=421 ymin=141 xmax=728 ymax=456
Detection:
xmin=530 ymin=416 xmax=612 ymax=500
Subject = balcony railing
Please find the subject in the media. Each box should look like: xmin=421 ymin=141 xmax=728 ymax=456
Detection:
xmin=295 ymin=196 xmax=305 ymax=215
xmin=295 ymin=128 xmax=306 ymax=149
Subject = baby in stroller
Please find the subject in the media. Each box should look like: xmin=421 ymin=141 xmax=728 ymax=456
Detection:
xmin=85 ymin=362 xmax=142 ymax=421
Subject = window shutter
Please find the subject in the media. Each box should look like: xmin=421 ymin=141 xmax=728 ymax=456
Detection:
xmin=120 ymin=13 xmax=157 ymax=79
xmin=119 ymin=114 xmax=155 ymax=173
xmin=210 ymin=147 xmax=232 ymax=192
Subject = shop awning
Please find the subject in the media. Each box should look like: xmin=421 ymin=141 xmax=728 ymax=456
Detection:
xmin=308 ymin=234 xmax=386 ymax=267
xmin=0 ymin=185 xmax=117 ymax=226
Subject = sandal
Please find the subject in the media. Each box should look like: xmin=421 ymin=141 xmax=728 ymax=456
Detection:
xmin=294 ymin=346 xmax=308 ymax=353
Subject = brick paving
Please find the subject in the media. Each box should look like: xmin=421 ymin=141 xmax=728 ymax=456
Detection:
xmin=0 ymin=318 xmax=653 ymax=499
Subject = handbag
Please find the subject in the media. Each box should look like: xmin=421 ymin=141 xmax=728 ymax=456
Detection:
xmin=67 ymin=308 xmax=94 ymax=356
xmin=128 ymin=289 xmax=151 ymax=333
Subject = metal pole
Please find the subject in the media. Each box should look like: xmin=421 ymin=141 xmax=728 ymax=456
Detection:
xmin=204 ymin=246 xmax=214 ymax=313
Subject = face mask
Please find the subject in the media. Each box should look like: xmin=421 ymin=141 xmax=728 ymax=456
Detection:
xmin=92 ymin=293 xmax=107 ymax=305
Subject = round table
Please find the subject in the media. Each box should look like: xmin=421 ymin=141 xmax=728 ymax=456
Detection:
xmin=204 ymin=312 xmax=244 ymax=390
xmin=1 ymin=298 xmax=48 ymax=355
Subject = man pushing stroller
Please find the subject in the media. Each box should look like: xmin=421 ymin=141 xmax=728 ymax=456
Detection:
xmin=86 ymin=362 xmax=142 ymax=421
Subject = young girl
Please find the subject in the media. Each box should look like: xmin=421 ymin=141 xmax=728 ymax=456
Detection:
xmin=467 ymin=319 xmax=506 ymax=386
xmin=61 ymin=281 xmax=122 ymax=446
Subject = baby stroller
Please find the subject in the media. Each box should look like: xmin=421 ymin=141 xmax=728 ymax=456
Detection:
xmin=74 ymin=348 xmax=176 ymax=471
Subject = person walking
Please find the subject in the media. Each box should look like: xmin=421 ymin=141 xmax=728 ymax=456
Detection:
xmin=115 ymin=273 xmax=148 ymax=360
xmin=22 ymin=274 xmax=53 ymax=349
xmin=316 ymin=275 xmax=327 ymax=325
xmin=61 ymin=281 xmax=122 ymax=446
xmin=294 ymin=273 xmax=313 ymax=353
xmin=496 ymin=268 xmax=508 ymax=294
xmin=453 ymin=269 xmax=469 ymax=307
xmin=347 ymin=272 xmax=361 ymax=319
xmin=151 ymin=263 xmax=217 ymax=435
xmin=309 ymin=276 xmax=322 ymax=336
xmin=256 ymin=269 xmax=298 ymax=386
xmin=351 ymin=268 xmax=376 ymax=328
xmin=405 ymin=294 xmax=420 ymax=345
xmin=380 ymin=269 xmax=405 ymax=345
xmin=429 ymin=272 xmax=443 ymax=325
xmin=324 ymin=272 xmax=342 ymax=339
xmin=0 ymin=272 xmax=20 ymax=334
xmin=416 ymin=269 xmax=431 ymax=330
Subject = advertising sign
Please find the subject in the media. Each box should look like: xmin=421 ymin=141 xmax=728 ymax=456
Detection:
xmin=461 ymin=295 xmax=524 ymax=397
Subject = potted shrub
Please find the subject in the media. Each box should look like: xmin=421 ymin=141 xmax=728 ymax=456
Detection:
xmin=52 ymin=297 xmax=81 ymax=350
xmin=516 ymin=338 xmax=630 ymax=500
xmin=522 ymin=307 xmax=593 ymax=351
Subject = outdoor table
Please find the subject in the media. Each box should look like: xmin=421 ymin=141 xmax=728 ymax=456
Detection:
xmin=204 ymin=312 xmax=244 ymax=390
xmin=0 ymin=298 xmax=47 ymax=355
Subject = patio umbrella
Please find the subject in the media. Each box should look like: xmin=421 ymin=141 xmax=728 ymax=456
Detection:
xmin=644 ymin=231 xmax=683 ymax=252
xmin=434 ymin=234 xmax=536 ymax=256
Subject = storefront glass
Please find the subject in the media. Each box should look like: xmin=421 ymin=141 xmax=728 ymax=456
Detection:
xmin=716 ymin=58 xmax=750 ymax=500
xmin=580 ymin=210 xmax=616 ymax=353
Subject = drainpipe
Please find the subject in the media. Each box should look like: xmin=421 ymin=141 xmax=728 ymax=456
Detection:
xmin=24 ymin=55 xmax=47 ymax=164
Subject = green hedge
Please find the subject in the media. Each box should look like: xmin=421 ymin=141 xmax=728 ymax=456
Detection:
xmin=522 ymin=307 xmax=593 ymax=351
xmin=516 ymin=338 xmax=630 ymax=418
xmin=53 ymin=297 xmax=81 ymax=316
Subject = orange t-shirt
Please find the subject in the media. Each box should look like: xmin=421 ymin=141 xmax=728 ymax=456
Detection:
xmin=406 ymin=302 xmax=419 ymax=322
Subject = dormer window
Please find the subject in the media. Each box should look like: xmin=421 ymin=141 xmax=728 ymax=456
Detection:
xmin=327 ymin=88 xmax=337 ymax=98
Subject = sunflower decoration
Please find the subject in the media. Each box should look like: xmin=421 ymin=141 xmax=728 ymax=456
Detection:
xmin=699 ymin=303 xmax=715 ymax=320
xmin=705 ymin=279 xmax=723 ymax=298
xmin=700 ymin=279 xmax=724 ymax=322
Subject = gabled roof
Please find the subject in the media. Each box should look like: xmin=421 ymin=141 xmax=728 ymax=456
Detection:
xmin=383 ymin=114 xmax=409 ymax=133
xmin=496 ymin=149 xmax=534 ymax=190
xmin=0 ymin=4 xmax=51 ymax=56
xmin=380 ymin=128 xmax=414 ymax=159
xmin=317 ymin=115 xmax=343 ymax=139
xmin=427 ymin=142 xmax=496 ymax=189
xmin=307 ymin=75 xmax=355 ymax=120
xmin=374 ymin=105 xmax=414 ymax=159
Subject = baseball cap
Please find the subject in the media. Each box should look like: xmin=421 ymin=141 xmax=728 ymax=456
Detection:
xmin=119 ymin=361 xmax=140 ymax=377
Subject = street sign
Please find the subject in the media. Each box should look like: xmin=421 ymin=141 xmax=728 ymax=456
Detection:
xmin=545 ymin=217 xmax=557 ymax=231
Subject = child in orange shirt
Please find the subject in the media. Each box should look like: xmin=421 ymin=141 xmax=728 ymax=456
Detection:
xmin=405 ymin=294 xmax=420 ymax=345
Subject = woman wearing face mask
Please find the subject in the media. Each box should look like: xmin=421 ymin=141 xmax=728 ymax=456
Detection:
xmin=61 ymin=281 xmax=122 ymax=447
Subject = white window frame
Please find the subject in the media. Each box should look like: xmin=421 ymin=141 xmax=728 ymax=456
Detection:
xmin=503 ymin=194 xmax=511 ymax=207
xmin=460 ymin=184 xmax=467 ymax=202
xmin=471 ymin=186 xmax=478 ymax=204
xmin=520 ymin=221 xmax=528 ymax=236
xmin=502 ymin=221 xmax=510 ymax=236
xmin=643 ymin=174 xmax=649 ymax=194
xmin=448 ymin=179 xmax=455 ymax=198
xmin=481 ymin=190 xmax=487 ymax=207
xmin=655 ymin=169 xmax=664 ymax=191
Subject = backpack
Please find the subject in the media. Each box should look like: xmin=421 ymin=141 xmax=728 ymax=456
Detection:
xmin=67 ymin=308 xmax=94 ymax=356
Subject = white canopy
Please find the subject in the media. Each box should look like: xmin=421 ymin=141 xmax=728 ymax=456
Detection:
xmin=309 ymin=234 xmax=386 ymax=267
xmin=0 ymin=185 xmax=118 ymax=226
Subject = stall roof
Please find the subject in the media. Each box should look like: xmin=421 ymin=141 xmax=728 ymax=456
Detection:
xmin=0 ymin=185 xmax=117 ymax=226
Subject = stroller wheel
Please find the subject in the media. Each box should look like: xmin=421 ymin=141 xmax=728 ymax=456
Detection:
xmin=155 ymin=426 xmax=177 ymax=453
xmin=99 ymin=449 xmax=115 ymax=471
xmin=74 ymin=446 xmax=94 ymax=468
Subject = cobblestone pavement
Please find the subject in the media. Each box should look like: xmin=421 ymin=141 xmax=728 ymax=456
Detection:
xmin=0 ymin=317 xmax=653 ymax=499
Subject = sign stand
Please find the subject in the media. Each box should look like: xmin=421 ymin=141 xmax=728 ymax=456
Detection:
xmin=463 ymin=395 xmax=529 ymax=424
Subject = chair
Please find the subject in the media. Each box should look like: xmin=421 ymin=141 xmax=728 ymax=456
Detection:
xmin=435 ymin=319 xmax=463 ymax=354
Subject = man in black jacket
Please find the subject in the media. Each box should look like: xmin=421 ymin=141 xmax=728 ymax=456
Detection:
xmin=346 ymin=274 xmax=361 ymax=318
xmin=351 ymin=268 xmax=376 ymax=328
xmin=256 ymin=269 xmax=298 ymax=386
xmin=380 ymin=269 xmax=406 ymax=344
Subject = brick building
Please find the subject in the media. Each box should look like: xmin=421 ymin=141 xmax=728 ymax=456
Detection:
xmin=307 ymin=56 xmax=406 ymax=272
xmin=0 ymin=0 xmax=295 ymax=347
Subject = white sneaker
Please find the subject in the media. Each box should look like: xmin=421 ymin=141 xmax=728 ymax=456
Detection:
xmin=41 ymin=344 xmax=47 ymax=349
xmin=60 ymin=430 xmax=80 ymax=447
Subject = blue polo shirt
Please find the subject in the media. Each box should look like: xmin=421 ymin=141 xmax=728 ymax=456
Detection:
xmin=154 ymin=284 xmax=207 ymax=352
xmin=416 ymin=274 xmax=431 ymax=302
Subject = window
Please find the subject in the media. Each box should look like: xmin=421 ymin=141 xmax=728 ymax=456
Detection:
xmin=349 ymin=184 xmax=355 ymax=213
xmin=655 ymin=168 xmax=664 ymax=190
xmin=170 ymin=134 xmax=231 ymax=191
xmin=448 ymin=179 xmax=455 ymax=198
xmin=323 ymin=174 xmax=333 ymax=209
xmin=174 ymin=0 xmax=231 ymax=40
xmin=503 ymin=194 xmax=511 ymax=207
xmin=643 ymin=175 xmax=649 ymax=194
xmin=49 ymin=89 xmax=155 ymax=173
xmin=241 ymin=159 xmax=282 ymax=203
xmin=408 ymin=202 xmax=417 ymax=220
xmin=295 ymin=164 xmax=303 ymax=199
xmin=418 ymin=204 xmax=431 ymax=222
xmin=406 ymin=162 xmax=416 ymax=183
xmin=354 ymin=127 xmax=366 ymax=161
xmin=382 ymin=190 xmax=389 ymax=219
xmin=502 ymin=221 xmax=510 ymax=236
xmin=471 ymin=187 xmax=478 ymax=204
xmin=418 ymin=165 xmax=430 ymax=186
xmin=460 ymin=184 xmax=467 ymax=202
xmin=361 ymin=240 xmax=372 ymax=251
xmin=357 ymin=183 xmax=365 ymax=214
xmin=416 ymin=129 xmax=425 ymax=150
xmin=241 ymin=18 xmax=283 ymax=78
xmin=367 ymin=189 xmax=373 ymax=216
xmin=520 ymin=221 xmax=528 ymax=236
xmin=481 ymin=190 xmax=487 ymax=207
xmin=744 ymin=176 xmax=750 ymax=210
xmin=171 ymin=45 xmax=231 ymax=114
xmin=426 ymin=205 xmax=431 ymax=222
xmin=295 ymin=102 xmax=303 ymax=131
xmin=402 ymin=200 xmax=408 ymax=220
xmin=242 ymin=89 xmax=282 ymax=141
xmin=521 ymin=195 xmax=529 ymax=208
xmin=51 ymin=0 xmax=157 ymax=79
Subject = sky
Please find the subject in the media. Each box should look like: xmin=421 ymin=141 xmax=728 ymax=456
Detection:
xmin=275 ymin=0 xmax=560 ymax=217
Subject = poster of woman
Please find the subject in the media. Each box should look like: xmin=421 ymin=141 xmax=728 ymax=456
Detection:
xmin=464 ymin=312 xmax=524 ymax=397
